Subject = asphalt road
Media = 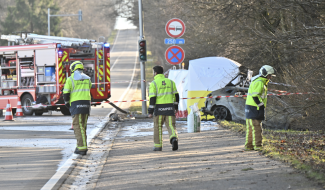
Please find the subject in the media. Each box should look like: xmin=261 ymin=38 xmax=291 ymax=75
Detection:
xmin=0 ymin=29 xmax=139 ymax=190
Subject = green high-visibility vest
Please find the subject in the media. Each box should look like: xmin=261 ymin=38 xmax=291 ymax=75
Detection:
xmin=246 ymin=77 xmax=269 ymax=109
xmin=63 ymin=73 xmax=92 ymax=105
xmin=149 ymin=74 xmax=178 ymax=104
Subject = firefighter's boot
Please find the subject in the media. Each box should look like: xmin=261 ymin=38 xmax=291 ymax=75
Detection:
xmin=171 ymin=137 xmax=178 ymax=151
xmin=244 ymin=147 xmax=254 ymax=151
xmin=254 ymin=147 xmax=263 ymax=151
xmin=153 ymin=147 xmax=162 ymax=151
xmin=74 ymin=147 xmax=87 ymax=155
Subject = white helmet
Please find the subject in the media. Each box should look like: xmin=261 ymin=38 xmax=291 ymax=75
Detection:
xmin=259 ymin=65 xmax=276 ymax=77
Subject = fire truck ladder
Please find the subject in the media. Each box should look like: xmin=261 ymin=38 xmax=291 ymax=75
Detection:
xmin=96 ymin=36 xmax=106 ymax=95
xmin=1 ymin=33 xmax=96 ymax=46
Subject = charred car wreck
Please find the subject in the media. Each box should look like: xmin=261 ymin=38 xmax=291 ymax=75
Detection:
xmin=201 ymin=66 xmax=251 ymax=121
xmin=200 ymin=65 xmax=297 ymax=129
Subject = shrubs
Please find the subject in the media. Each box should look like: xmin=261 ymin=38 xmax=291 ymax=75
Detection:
xmin=219 ymin=120 xmax=325 ymax=183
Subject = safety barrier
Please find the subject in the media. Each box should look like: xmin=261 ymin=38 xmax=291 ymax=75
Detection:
xmin=269 ymin=82 xmax=297 ymax=87
xmin=3 ymin=80 xmax=146 ymax=89
xmin=2 ymin=80 xmax=298 ymax=89
xmin=14 ymin=91 xmax=315 ymax=108
xmin=268 ymin=89 xmax=287 ymax=93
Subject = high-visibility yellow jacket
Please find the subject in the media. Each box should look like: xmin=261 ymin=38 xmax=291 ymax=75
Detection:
xmin=63 ymin=72 xmax=92 ymax=115
xmin=149 ymin=74 xmax=178 ymax=115
xmin=245 ymin=77 xmax=269 ymax=120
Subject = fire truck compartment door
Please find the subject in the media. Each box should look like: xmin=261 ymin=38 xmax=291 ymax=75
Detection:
xmin=35 ymin=49 xmax=56 ymax=66
xmin=18 ymin=50 xmax=34 ymax=58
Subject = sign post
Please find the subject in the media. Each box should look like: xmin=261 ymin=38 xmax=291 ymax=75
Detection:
xmin=138 ymin=0 xmax=147 ymax=115
xmin=48 ymin=8 xmax=82 ymax=36
xmin=165 ymin=18 xmax=186 ymax=68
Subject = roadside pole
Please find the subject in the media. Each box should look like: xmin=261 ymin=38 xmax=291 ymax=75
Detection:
xmin=138 ymin=0 xmax=147 ymax=115
xmin=48 ymin=8 xmax=82 ymax=36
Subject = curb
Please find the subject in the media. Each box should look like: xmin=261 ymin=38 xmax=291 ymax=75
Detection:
xmin=42 ymin=120 xmax=110 ymax=190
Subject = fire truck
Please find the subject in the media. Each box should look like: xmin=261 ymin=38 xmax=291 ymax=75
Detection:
xmin=0 ymin=33 xmax=111 ymax=116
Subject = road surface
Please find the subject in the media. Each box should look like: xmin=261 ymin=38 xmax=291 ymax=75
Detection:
xmin=0 ymin=29 xmax=139 ymax=190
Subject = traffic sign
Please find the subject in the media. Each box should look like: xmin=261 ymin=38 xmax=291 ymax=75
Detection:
xmin=164 ymin=38 xmax=185 ymax=45
xmin=165 ymin=45 xmax=185 ymax=65
xmin=165 ymin=18 xmax=186 ymax=38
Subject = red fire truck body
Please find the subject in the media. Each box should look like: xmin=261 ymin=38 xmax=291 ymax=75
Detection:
xmin=0 ymin=35 xmax=111 ymax=116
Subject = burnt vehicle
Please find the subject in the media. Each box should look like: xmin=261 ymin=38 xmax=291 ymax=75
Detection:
xmin=201 ymin=86 xmax=248 ymax=121
xmin=201 ymin=66 xmax=251 ymax=121
xmin=200 ymin=66 xmax=298 ymax=129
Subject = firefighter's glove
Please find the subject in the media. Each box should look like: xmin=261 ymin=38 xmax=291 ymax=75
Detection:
xmin=148 ymin=105 xmax=155 ymax=115
xmin=174 ymin=102 xmax=179 ymax=112
xmin=65 ymin=102 xmax=70 ymax=109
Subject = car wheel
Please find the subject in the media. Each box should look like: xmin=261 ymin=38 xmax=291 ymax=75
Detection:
xmin=21 ymin=94 xmax=34 ymax=116
xmin=213 ymin=106 xmax=230 ymax=120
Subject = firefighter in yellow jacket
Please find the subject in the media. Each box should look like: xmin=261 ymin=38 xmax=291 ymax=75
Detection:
xmin=63 ymin=61 xmax=92 ymax=155
xmin=245 ymin=65 xmax=276 ymax=151
xmin=148 ymin=66 xmax=179 ymax=151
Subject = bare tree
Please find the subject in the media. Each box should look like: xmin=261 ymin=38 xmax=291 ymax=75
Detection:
xmin=118 ymin=0 xmax=325 ymax=130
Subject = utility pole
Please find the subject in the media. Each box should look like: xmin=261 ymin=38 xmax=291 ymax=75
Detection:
xmin=48 ymin=8 xmax=82 ymax=36
xmin=138 ymin=0 xmax=147 ymax=115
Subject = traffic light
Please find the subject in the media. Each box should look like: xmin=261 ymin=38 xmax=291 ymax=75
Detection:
xmin=138 ymin=40 xmax=147 ymax=61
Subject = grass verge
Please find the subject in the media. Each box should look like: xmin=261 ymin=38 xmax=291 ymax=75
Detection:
xmin=218 ymin=120 xmax=246 ymax=135
xmin=128 ymin=87 xmax=149 ymax=113
xmin=218 ymin=120 xmax=325 ymax=184
xmin=107 ymin=29 xmax=118 ymax=47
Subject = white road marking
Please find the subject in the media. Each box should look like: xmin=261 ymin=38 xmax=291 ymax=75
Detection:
xmin=41 ymin=35 xmax=138 ymax=190
xmin=70 ymin=44 xmax=138 ymax=189
xmin=110 ymin=30 xmax=128 ymax=70
xmin=109 ymin=29 xmax=120 ymax=52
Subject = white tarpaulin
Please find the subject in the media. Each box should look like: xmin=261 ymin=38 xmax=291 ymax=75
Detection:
xmin=188 ymin=57 xmax=241 ymax=91
xmin=187 ymin=57 xmax=242 ymax=119
xmin=168 ymin=69 xmax=188 ymax=118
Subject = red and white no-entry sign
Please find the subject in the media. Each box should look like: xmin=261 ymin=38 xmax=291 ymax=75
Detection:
xmin=165 ymin=18 xmax=186 ymax=38
xmin=165 ymin=45 xmax=185 ymax=65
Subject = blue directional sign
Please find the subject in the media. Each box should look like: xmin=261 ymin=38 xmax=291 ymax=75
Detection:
xmin=164 ymin=38 xmax=185 ymax=45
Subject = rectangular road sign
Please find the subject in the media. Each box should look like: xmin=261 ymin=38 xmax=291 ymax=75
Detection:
xmin=164 ymin=38 xmax=185 ymax=45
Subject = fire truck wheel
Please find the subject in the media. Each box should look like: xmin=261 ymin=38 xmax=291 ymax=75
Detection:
xmin=35 ymin=111 xmax=43 ymax=116
xmin=60 ymin=106 xmax=71 ymax=116
xmin=21 ymin=94 xmax=34 ymax=116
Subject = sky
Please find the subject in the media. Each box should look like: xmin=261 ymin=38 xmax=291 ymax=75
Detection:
xmin=114 ymin=16 xmax=137 ymax=30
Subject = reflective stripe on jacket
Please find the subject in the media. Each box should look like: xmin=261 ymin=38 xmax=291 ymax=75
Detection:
xmin=245 ymin=77 xmax=269 ymax=120
xmin=246 ymin=77 xmax=269 ymax=108
xmin=63 ymin=73 xmax=92 ymax=115
xmin=149 ymin=74 xmax=178 ymax=104
xmin=149 ymin=74 xmax=178 ymax=115
xmin=63 ymin=73 xmax=92 ymax=104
